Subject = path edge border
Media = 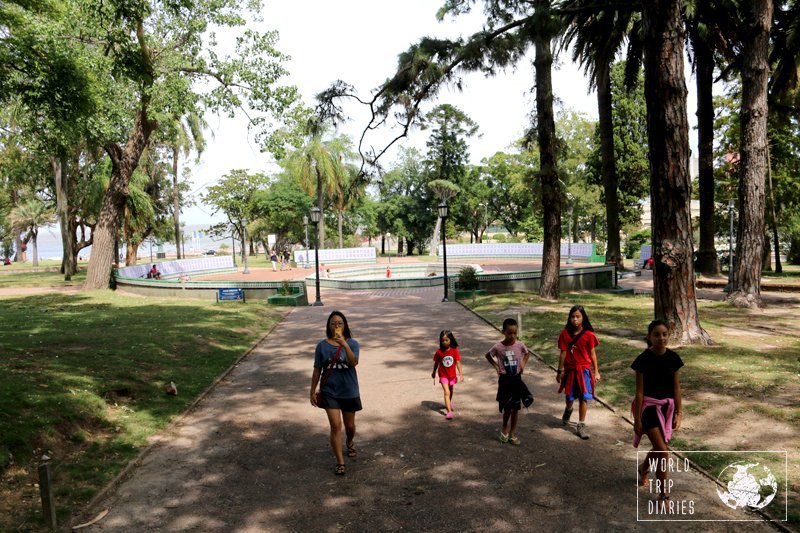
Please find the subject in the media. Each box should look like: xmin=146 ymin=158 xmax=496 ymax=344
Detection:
xmin=65 ymin=309 xmax=293 ymax=531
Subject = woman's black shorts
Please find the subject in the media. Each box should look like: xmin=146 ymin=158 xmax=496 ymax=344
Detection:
xmin=641 ymin=404 xmax=670 ymax=433
xmin=319 ymin=394 xmax=363 ymax=412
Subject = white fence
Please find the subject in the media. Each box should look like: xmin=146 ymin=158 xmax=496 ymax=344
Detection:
xmin=294 ymin=247 xmax=377 ymax=265
xmin=438 ymin=242 xmax=602 ymax=261
xmin=116 ymin=256 xmax=235 ymax=279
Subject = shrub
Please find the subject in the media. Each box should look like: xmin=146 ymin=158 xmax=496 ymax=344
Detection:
xmin=280 ymin=279 xmax=292 ymax=295
xmin=493 ymin=233 xmax=506 ymax=243
xmin=458 ymin=266 xmax=479 ymax=291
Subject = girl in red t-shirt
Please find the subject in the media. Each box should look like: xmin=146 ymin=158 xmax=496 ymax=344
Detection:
xmin=431 ymin=330 xmax=464 ymax=420
xmin=556 ymin=305 xmax=600 ymax=439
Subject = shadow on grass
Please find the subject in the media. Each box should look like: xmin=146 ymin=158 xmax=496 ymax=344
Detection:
xmin=0 ymin=291 xmax=285 ymax=530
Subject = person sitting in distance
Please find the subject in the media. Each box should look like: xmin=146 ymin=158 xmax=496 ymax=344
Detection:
xmin=148 ymin=264 xmax=161 ymax=280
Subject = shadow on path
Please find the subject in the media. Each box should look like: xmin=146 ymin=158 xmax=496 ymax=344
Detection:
xmin=79 ymin=288 xmax=774 ymax=532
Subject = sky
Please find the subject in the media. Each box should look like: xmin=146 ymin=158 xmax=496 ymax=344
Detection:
xmin=182 ymin=1 xmax=699 ymax=226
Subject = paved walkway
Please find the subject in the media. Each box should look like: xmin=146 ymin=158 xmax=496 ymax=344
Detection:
xmin=76 ymin=287 xmax=775 ymax=532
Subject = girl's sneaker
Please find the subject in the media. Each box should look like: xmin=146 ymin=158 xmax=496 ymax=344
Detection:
xmin=445 ymin=411 xmax=454 ymax=420
xmin=508 ymin=436 xmax=521 ymax=446
xmin=576 ymin=422 xmax=590 ymax=439
xmin=562 ymin=406 xmax=573 ymax=425
xmin=499 ymin=432 xmax=509 ymax=443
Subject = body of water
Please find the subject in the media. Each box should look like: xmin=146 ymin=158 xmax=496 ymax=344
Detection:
xmin=24 ymin=224 xmax=242 ymax=261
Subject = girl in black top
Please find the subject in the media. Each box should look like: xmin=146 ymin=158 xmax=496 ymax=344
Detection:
xmin=631 ymin=320 xmax=684 ymax=501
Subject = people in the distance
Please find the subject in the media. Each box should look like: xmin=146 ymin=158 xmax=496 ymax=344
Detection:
xmin=485 ymin=317 xmax=533 ymax=445
xmin=556 ymin=305 xmax=600 ymax=439
xmin=3 ymin=257 xmax=10 ymax=266
xmin=269 ymin=249 xmax=278 ymax=271
xmin=310 ymin=311 xmax=361 ymax=476
xmin=148 ymin=264 xmax=161 ymax=280
xmin=431 ymin=330 xmax=464 ymax=420
xmin=631 ymin=319 xmax=684 ymax=502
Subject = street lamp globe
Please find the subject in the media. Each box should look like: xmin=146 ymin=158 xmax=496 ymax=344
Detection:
xmin=310 ymin=206 xmax=322 ymax=224
xmin=438 ymin=201 xmax=449 ymax=219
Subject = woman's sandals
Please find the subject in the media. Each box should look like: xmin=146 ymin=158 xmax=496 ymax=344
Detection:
xmin=346 ymin=442 xmax=357 ymax=458
xmin=335 ymin=464 xmax=346 ymax=475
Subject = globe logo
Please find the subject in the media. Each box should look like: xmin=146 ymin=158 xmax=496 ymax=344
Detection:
xmin=716 ymin=462 xmax=778 ymax=510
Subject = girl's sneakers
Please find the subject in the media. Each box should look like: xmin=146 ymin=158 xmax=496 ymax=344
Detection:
xmin=445 ymin=411 xmax=454 ymax=420
xmin=499 ymin=432 xmax=509 ymax=443
xmin=508 ymin=436 xmax=520 ymax=445
xmin=562 ymin=406 xmax=573 ymax=425
xmin=576 ymin=422 xmax=590 ymax=439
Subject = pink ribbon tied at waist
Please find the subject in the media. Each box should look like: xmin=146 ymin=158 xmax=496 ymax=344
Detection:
xmin=631 ymin=396 xmax=675 ymax=448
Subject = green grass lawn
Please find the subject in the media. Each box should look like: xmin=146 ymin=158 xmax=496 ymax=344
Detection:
xmin=0 ymin=270 xmax=87 ymax=288
xmin=0 ymin=290 xmax=286 ymax=530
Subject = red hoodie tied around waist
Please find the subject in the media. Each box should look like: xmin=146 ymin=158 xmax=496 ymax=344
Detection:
xmin=631 ymin=396 xmax=675 ymax=448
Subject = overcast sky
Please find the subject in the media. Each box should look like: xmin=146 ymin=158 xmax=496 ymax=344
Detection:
xmin=182 ymin=1 xmax=698 ymax=225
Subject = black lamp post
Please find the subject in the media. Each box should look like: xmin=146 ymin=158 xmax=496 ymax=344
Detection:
xmin=242 ymin=218 xmax=250 ymax=274
xmin=438 ymin=201 xmax=449 ymax=302
xmin=303 ymin=215 xmax=310 ymax=268
xmin=310 ymin=207 xmax=323 ymax=306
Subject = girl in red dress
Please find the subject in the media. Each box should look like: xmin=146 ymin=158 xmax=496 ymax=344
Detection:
xmin=431 ymin=330 xmax=464 ymax=420
xmin=556 ymin=305 xmax=600 ymax=439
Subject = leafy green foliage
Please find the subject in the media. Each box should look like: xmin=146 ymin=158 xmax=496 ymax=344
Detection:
xmin=586 ymin=62 xmax=648 ymax=229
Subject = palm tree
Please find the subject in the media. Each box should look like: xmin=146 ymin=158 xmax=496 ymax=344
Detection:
xmin=8 ymin=198 xmax=55 ymax=266
xmin=121 ymin=170 xmax=157 ymax=265
xmin=285 ymin=134 xmax=351 ymax=249
xmin=560 ymin=0 xmax=639 ymax=269
xmin=164 ymin=111 xmax=208 ymax=259
xmin=332 ymin=165 xmax=366 ymax=248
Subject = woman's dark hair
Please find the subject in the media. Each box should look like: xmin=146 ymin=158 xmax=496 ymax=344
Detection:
xmin=645 ymin=319 xmax=669 ymax=347
xmin=502 ymin=317 xmax=517 ymax=331
xmin=439 ymin=330 xmax=459 ymax=350
xmin=326 ymin=311 xmax=352 ymax=340
xmin=565 ymin=305 xmax=594 ymax=334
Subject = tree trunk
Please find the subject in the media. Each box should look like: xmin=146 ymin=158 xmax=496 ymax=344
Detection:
xmin=430 ymin=217 xmax=441 ymax=256
xmin=381 ymin=234 xmax=385 ymax=255
xmin=338 ymin=211 xmax=344 ymax=248
xmin=31 ymin=229 xmax=39 ymax=266
xmin=10 ymin=189 xmax=24 ymax=262
xmin=789 ymin=235 xmax=800 ymax=265
xmin=761 ymin=231 xmax=771 ymax=271
xmin=84 ymin=108 xmax=157 ymax=289
xmin=53 ymin=157 xmax=75 ymax=280
xmin=767 ymin=145 xmax=781 ymax=273
xmin=642 ymin=0 xmax=710 ymax=344
xmin=534 ymin=0 xmax=561 ymax=300
xmin=126 ymin=242 xmax=139 ymax=265
xmin=694 ymin=36 xmax=720 ymax=275
xmin=729 ymin=0 xmax=772 ymax=309
xmin=315 ymin=167 xmax=325 ymax=250
xmin=596 ymin=60 xmax=621 ymax=268
xmin=172 ymin=146 xmax=182 ymax=259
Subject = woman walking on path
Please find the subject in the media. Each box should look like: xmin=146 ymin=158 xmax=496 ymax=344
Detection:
xmin=310 ymin=311 xmax=361 ymax=475
xmin=556 ymin=305 xmax=600 ymax=439
xmin=631 ymin=319 xmax=683 ymax=502
xmin=269 ymin=249 xmax=278 ymax=271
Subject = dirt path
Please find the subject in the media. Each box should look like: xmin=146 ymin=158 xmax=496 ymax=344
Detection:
xmin=74 ymin=287 xmax=777 ymax=532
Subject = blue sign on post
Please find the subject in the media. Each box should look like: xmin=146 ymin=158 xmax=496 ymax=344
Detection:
xmin=217 ymin=288 xmax=244 ymax=302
